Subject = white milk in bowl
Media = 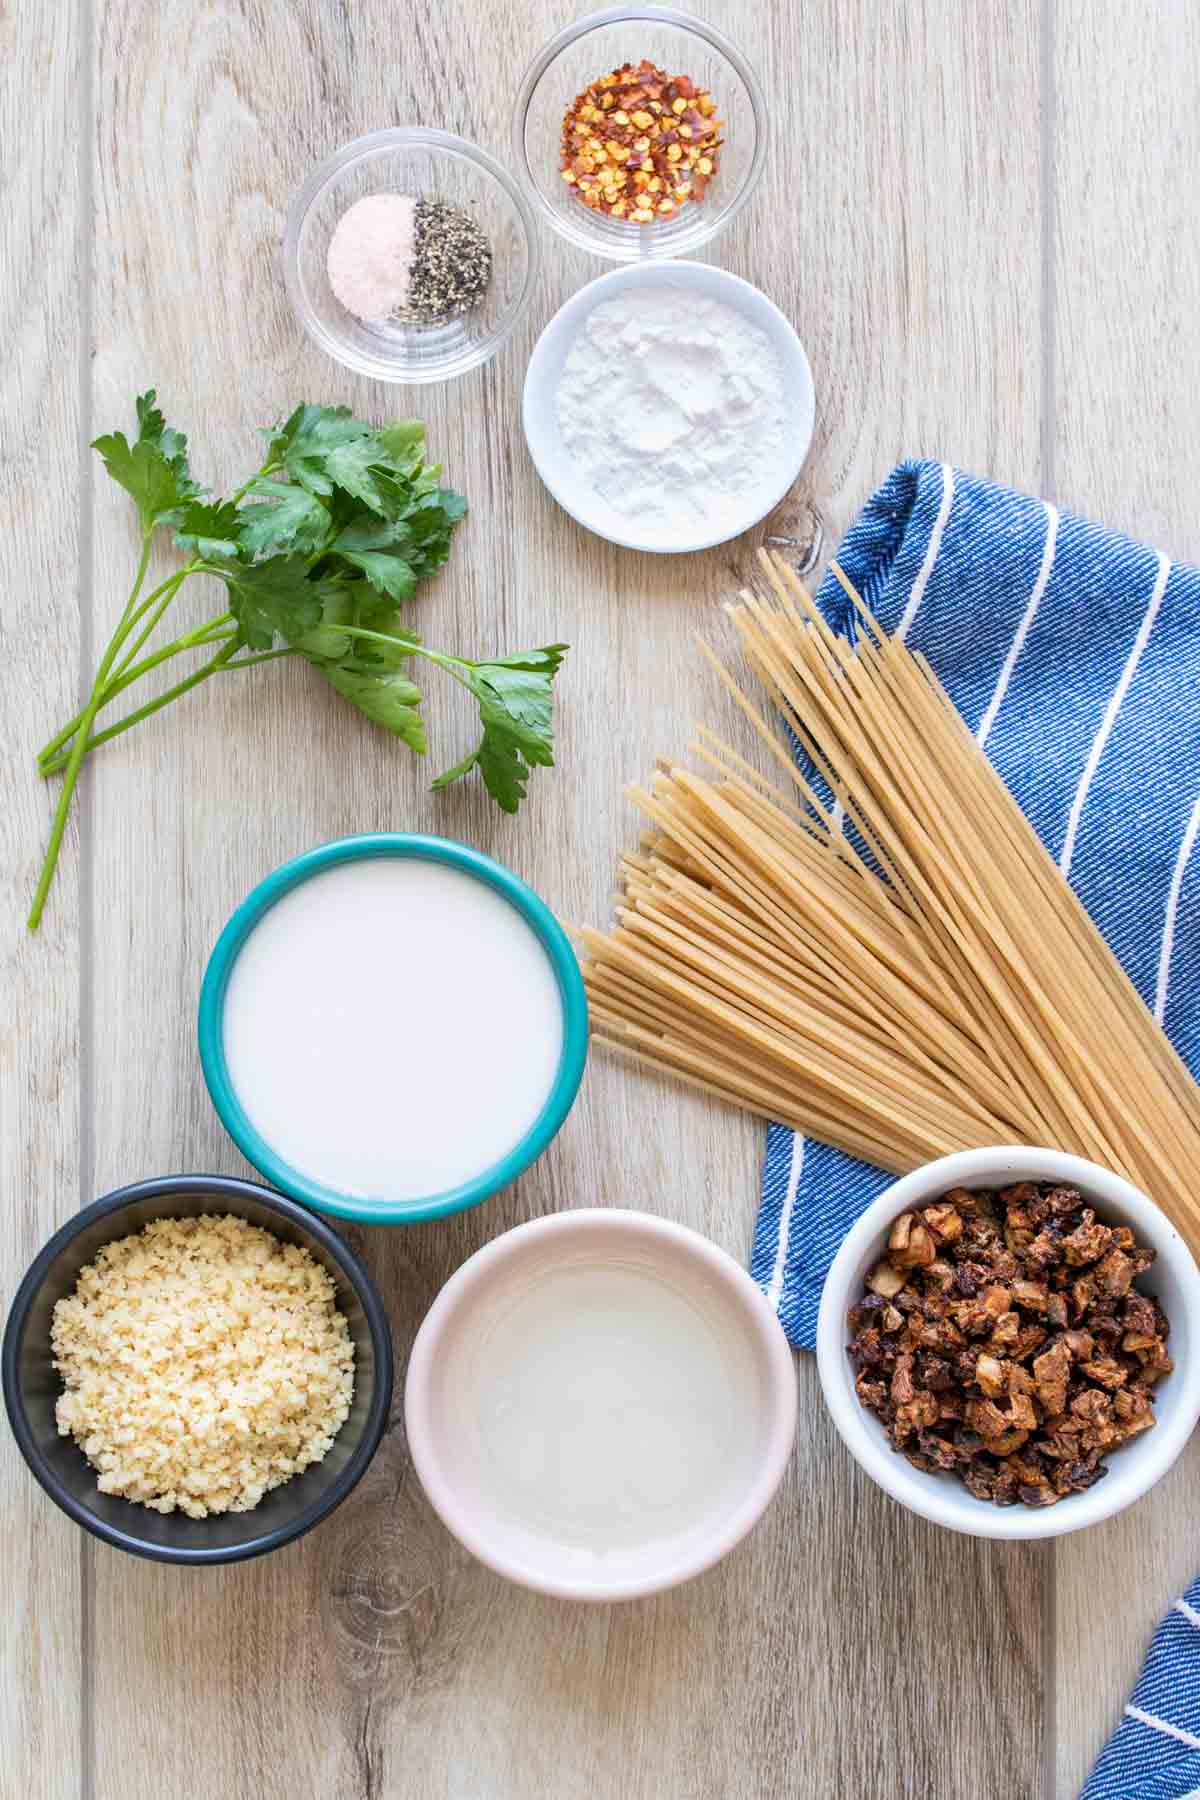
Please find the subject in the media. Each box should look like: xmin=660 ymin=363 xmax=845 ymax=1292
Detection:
xmin=220 ymin=856 xmax=566 ymax=1203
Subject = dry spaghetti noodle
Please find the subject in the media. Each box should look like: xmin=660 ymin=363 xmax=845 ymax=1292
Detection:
xmin=581 ymin=550 xmax=1200 ymax=1257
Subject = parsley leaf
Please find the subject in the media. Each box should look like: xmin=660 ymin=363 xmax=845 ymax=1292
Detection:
xmin=134 ymin=391 xmax=198 ymax=490
xmin=296 ymin=585 xmax=417 ymax=668
xmin=222 ymin=559 xmax=328 ymax=650
xmin=375 ymin=419 xmax=427 ymax=473
xmin=388 ymin=490 xmax=467 ymax=581
xmin=331 ymin=517 xmax=417 ymax=602
xmin=295 ymin=581 xmax=425 ymax=747
xmin=264 ymin=407 xmax=437 ymax=518
xmin=238 ymin=478 xmax=331 ymax=557
xmin=293 ymin=584 xmax=356 ymax=663
xmin=320 ymin=435 xmax=404 ymax=514
xmin=492 ymin=646 xmax=569 ymax=672
xmin=92 ymin=388 xmax=204 ymax=530
xmin=432 ymin=646 xmax=568 ymax=812
xmin=265 ymin=404 xmax=372 ymax=497
xmin=90 ymin=434 xmax=178 ymax=529
xmin=321 ymin=665 xmax=427 ymax=753
xmin=134 ymin=391 xmax=171 ymax=443
xmin=172 ymin=499 xmax=241 ymax=561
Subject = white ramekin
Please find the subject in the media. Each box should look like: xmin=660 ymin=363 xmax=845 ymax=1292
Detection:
xmin=522 ymin=261 xmax=815 ymax=554
xmin=815 ymin=1147 xmax=1200 ymax=1540
xmin=405 ymin=1208 xmax=797 ymax=1600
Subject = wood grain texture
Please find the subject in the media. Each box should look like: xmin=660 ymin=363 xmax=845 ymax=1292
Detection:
xmin=80 ymin=3 xmax=1046 ymax=1797
xmin=0 ymin=0 xmax=86 ymax=1794
xmin=1052 ymin=3 xmax=1200 ymax=1794
xmin=11 ymin=0 xmax=1198 ymax=1795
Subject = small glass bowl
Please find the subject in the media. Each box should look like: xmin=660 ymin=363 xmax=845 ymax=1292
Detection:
xmin=282 ymin=127 xmax=539 ymax=384
xmin=513 ymin=5 xmax=768 ymax=263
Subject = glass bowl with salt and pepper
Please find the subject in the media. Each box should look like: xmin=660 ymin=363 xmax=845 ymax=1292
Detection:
xmin=283 ymin=127 xmax=539 ymax=384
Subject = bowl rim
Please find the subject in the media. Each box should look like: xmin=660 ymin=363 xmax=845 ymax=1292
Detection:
xmin=522 ymin=259 xmax=815 ymax=553
xmin=404 ymin=1206 xmax=798 ymax=1600
xmin=1 ymin=1174 xmax=395 ymax=1565
xmin=512 ymin=3 xmax=770 ymax=263
xmin=281 ymin=125 xmax=540 ymax=385
xmin=815 ymin=1146 xmax=1200 ymax=1541
xmin=198 ymin=834 xmax=589 ymax=1225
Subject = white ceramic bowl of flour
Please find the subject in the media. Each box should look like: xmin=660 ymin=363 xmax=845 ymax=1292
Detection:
xmin=523 ymin=262 xmax=814 ymax=554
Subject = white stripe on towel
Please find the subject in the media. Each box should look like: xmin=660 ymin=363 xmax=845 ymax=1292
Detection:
xmin=1125 ymin=1705 xmax=1200 ymax=1752
xmin=1174 ymin=1597 xmax=1200 ymax=1631
xmin=896 ymin=463 xmax=955 ymax=644
xmin=829 ymin=464 xmax=954 ymax=837
xmin=1059 ymin=549 xmax=1171 ymax=880
xmin=766 ymin=1132 xmax=805 ymax=1311
xmin=977 ymin=502 xmax=1059 ymax=748
xmin=1155 ymin=792 xmax=1200 ymax=1024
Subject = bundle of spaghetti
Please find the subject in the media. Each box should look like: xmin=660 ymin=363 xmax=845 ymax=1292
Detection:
xmin=581 ymin=549 xmax=1200 ymax=1253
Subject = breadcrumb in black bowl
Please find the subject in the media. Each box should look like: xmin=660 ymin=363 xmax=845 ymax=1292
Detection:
xmin=3 ymin=1176 xmax=393 ymax=1564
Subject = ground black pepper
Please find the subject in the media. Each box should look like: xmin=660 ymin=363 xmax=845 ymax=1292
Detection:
xmin=401 ymin=198 xmax=492 ymax=324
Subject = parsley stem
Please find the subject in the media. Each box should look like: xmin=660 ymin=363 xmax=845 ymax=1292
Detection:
xmin=213 ymin=648 xmax=296 ymax=670
xmin=110 ymin=564 xmax=203 ymax=680
xmin=38 ymin=640 xmax=244 ymax=778
xmin=228 ymin=458 xmax=280 ymax=507
xmin=37 ymin=613 xmax=239 ymax=770
xmin=328 ymin=623 xmax=460 ymax=676
xmin=28 ymin=528 xmax=157 ymax=928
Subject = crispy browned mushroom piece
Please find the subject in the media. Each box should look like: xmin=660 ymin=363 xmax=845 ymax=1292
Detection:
xmin=846 ymin=1184 xmax=1170 ymax=1507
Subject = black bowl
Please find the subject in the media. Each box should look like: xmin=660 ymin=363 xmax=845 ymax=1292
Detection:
xmin=2 ymin=1175 xmax=394 ymax=1564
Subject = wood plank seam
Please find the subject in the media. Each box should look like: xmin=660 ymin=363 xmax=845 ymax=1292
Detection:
xmin=1038 ymin=0 xmax=1058 ymax=1791
xmin=77 ymin=2 xmax=96 ymax=1798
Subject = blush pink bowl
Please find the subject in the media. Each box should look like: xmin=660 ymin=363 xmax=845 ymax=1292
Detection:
xmin=404 ymin=1208 xmax=797 ymax=1601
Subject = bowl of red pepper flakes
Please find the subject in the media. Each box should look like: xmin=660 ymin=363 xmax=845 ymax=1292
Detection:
xmin=513 ymin=6 xmax=768 ymax=263
xmin=561 ymin=59 xmax=723 ymax=225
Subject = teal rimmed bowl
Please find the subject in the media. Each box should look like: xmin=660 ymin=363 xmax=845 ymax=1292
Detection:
xmin=198 ymin=835 xmax=588 ymax=1225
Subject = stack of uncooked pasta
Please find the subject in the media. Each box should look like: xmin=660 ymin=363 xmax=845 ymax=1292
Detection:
xmin=581 ymin=550 xmax=1200 ymax=1254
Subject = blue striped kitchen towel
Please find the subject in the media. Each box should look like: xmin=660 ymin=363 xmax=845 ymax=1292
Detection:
xmin=748 ymin=459 xmax=1200 ymax=1800
xmin=1079 ymin=1578 xmax=1200 ymax=1799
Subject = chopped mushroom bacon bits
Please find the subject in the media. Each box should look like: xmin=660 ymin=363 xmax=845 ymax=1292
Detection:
xmin=847 ymin=1184 xmax=1172 ymax=1507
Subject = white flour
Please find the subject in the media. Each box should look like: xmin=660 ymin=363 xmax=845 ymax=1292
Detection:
xmin=555 ymin=287 xmax=786 ymax=540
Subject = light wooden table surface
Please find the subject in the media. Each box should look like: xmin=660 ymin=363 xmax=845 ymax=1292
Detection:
xmin=4 ymin=3 xmax=1198 ymax=1797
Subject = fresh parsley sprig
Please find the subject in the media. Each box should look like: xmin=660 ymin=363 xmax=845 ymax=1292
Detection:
xmin=28 ymin=394 xmax=567 ymax=928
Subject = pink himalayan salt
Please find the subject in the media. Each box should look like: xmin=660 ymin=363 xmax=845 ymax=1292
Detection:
xmin=326 ymin=192 xmax=416 ymax=324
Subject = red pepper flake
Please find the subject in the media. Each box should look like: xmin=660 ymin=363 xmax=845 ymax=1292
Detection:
xmin=559 ymin=58 xmax=723 ymax=223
